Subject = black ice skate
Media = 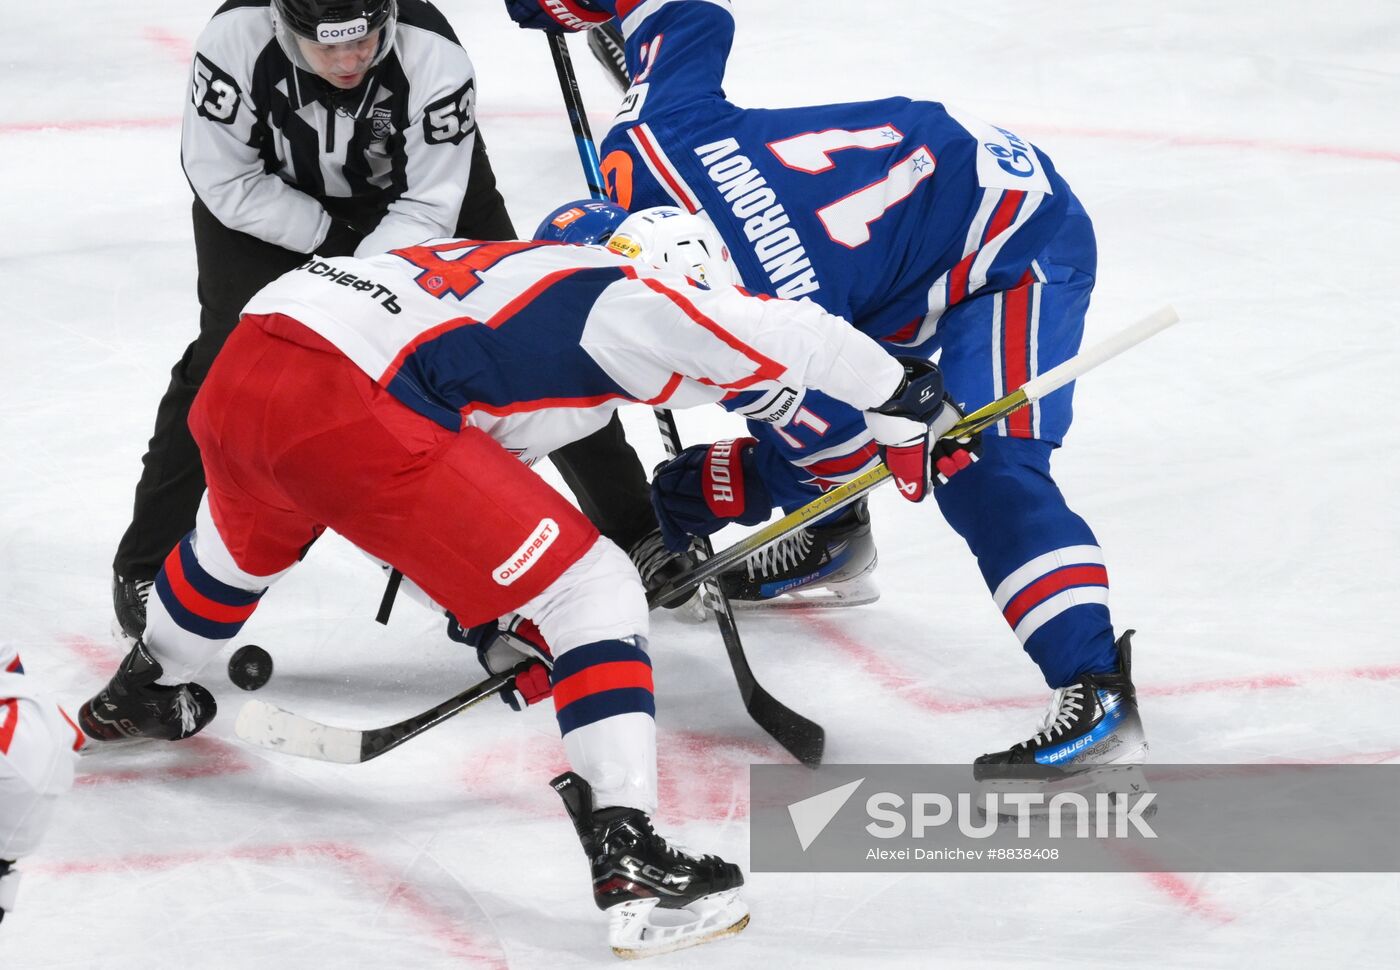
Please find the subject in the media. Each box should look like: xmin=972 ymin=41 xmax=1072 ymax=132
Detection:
xmin=78 ymin=639 xmax=216 ymax=743
xmin=552 ymin=771 xmax=749 ymax=959
xmin=719 ymin=497 xmax=878 ymax=609
xmin=626 ymin=528 xmax=701 ymax=612
xmin=112 ymin=573 xmax=152 ymax=644
xmin=975 ymin=630 xmax=1147 ymax=782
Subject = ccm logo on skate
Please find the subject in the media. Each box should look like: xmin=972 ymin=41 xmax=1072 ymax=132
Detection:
xmin=494 ymin=518 xmax=559 ymax=586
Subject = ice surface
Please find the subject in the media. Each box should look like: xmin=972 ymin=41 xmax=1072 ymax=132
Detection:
xmin=2 ymin=2 xmax=1398 ymax=967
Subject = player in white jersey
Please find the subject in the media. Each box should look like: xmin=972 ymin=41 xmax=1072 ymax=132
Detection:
xmin=0 ymin=642 xmax=84 ymax=925
xmin=112 ymin=0 xmax=665 ymax=657
xmin=77 ymin=206 xmax=974 ymax=957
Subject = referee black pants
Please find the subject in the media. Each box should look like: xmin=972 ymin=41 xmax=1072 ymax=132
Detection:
xmin=114 ymin=137 xmax=655 ymax=583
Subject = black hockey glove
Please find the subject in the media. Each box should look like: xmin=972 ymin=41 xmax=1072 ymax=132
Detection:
xmin=447 ymin=614 xmax=553 ymax=711
xmin=864 ymin=357 xmax=982 ymax=502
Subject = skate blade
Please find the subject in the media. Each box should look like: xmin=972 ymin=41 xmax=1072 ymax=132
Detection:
xmin=608 ymin=889 xmax=749 ymax=960
xmin=976 ymin=761 xmax=1152 ymax=820
xmin=728 ymin=574 xmax=880 ymax=611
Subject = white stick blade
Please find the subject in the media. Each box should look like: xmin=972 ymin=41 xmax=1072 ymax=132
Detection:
xmin=234 ymin=699 xmax=364 ymax=764
xmin=1020 ymin=305 xmax=1180 ymax=402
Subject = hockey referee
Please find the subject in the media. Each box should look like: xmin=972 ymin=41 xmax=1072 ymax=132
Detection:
xmin=112 ymin=0 xmax=662 ymax=640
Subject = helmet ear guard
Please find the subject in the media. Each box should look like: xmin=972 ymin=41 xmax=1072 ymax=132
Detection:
xmin=606 ymin=207 xmax=740 ymax=288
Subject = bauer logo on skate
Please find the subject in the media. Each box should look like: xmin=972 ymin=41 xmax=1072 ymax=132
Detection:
xmin=494 ymin=518 xmax=559 ymax=586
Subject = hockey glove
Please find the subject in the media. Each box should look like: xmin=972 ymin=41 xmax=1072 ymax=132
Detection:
xmin=448 ymin=613 xmax=553 ymax=711
xmin=650 ymin=437 xmax=774 ymax=553
xmin=864 ymin=357 xmax=982 ymax=502
xmin=503 ymin=0 xmax=611 ymax=32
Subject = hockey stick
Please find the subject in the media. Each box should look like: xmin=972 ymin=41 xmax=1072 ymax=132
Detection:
xmin=651 ymin=406 xmax=826 ymax=767
xmin=546 ymin=31 xmax=824 ymax=766
xmin=547 ymin=32 xmax=607 ymax=198
xmin=234 ymin=661 xmax=536 ymax=764
xmin=647 ymin=305 xmax=1183 ymax=610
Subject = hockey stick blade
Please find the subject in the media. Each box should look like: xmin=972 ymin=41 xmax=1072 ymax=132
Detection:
xmin=647 ymin=305 xmax=1181 ymax=609
xmin=548 ymin=28 xmax=826 ymax=770
xmin=234 ymin=662 xmax=530 ymax=764
xmin=656 ymin=410 xmax=825 ymax=765
xmin=709 ymin=588 xmax=825 ymax=766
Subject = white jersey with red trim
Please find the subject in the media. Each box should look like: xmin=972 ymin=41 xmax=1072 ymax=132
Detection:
xmin=240 ymin=238 xmax=904 ymax=462
xmin=1 ymin=649 xmax=83 ymax=876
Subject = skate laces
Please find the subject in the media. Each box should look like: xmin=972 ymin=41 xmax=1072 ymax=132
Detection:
xmin=174 ymin=689 xmax=199 ymax=736
xmin=1021 ymin=685 xmax=1086 ymax=748
xmin=116 ymin=577 xmax=153 ymax=604
xmin=628 ymin=531 xmax=676 ymax=586
xmin=610 ymin=813 xmax=699 ymax=862
xmin=744 ymin=529 xmax=815 ymax=580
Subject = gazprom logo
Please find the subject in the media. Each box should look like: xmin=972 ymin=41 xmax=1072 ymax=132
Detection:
xmin=316 ymin=17 xmax=369 ymax=43
xmin=983 ymin=125 xmax=1036 ymax=178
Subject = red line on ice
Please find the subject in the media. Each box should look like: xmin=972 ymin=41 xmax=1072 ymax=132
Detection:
xmin=61 ymin=633 xmax=126 ymax=678
xmin=61 ymin=635 xmax=255 ymax=783
xmin=797 ymin=613 xmax=1400 ymax=715
xmin=75 ymin=734 xmax=253 ymax=786
xmin=2 ymin=112 xmax=1398 ymax=164
xmin=28 ymin=842 xmax=508 ymax=966
xmin=1020 ymin=122 xmax=1400 ymax=164
xmin=142 ymin=27 xmax=193 ymax=63
xmin=456 ymin=729 xmax=763 ymax=824
xmin=0 ymin=109 xmax=600 ymax=136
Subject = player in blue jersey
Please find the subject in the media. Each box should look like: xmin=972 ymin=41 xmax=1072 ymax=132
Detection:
xmin=504 ymin=0 xmax=1148 ymax=774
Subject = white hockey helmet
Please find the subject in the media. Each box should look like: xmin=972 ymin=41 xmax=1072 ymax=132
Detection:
xmin=607 ymin=207 xmax=741 ymax=288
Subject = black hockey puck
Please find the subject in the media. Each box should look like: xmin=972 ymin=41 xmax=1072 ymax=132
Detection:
xmin=228 ymin=644 xmax=273 ymax=691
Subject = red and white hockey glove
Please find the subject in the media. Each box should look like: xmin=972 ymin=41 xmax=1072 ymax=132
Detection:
xmin=449 ymin=614 xmax=554 ymax=711
xmin=502 ymin=0 xmax=611 ymax=32
xmin=865 ymin=357 xmax=982 ymax=502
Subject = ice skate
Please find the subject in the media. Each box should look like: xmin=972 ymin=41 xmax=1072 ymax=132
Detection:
xmin=627 ymin=528 xmax=708 ymax=621
xmin=111 ymin=573 xmax=152 ymax=644
xmin=552 ymin=771 xmax=749 ymax=959
xmin=78 ymin=639 xmax=216 ymax=743
xmin=719 ymin=498 xmax=879 ymax=609
xmin=974 ymin=630 xmax=1147 ymax=785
